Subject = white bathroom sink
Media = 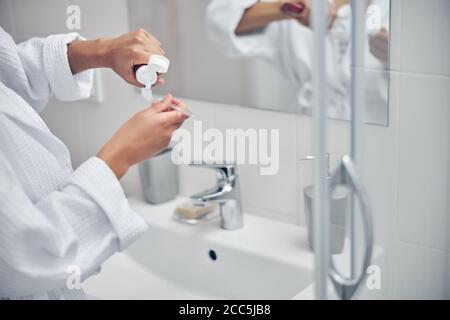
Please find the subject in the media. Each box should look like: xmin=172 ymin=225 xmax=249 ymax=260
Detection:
xmin=83 ymin=197 xmax=315 ymax=299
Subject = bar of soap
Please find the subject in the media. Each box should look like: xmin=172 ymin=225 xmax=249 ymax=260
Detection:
xmin=175 ymin=202 xmax=218 ymax=220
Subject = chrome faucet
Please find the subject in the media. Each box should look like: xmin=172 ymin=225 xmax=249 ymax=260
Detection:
xmin=190 ymin=163 xmax=244 ymax=230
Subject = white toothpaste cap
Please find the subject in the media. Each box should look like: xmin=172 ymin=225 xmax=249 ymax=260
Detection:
xmin=135 ymin=55 xmax=170 ymax=101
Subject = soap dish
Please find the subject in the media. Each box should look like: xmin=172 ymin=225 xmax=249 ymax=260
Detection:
xmin=173 ymin=202 xmax=219 ymax=225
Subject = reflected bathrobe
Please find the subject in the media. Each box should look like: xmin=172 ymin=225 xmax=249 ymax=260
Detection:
xmin=0 ymin=27 xmax=147 ymax=299
xmin=206 ymin=0 xmax=389 ymax=120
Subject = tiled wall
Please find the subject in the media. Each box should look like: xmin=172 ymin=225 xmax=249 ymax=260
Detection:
xmin=0 ymin=0 xmax=448 ymax=299
xmin=387 ymin=0 xmax=450 ymax=299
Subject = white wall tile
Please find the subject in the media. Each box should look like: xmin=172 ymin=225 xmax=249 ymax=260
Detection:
xmin=9 ymin=0 xmax=69 ymax=41
xmin=245 ymin=204 xmax=299 ymax=226
xmin=358 ymin=74 xmax=399 ymax=251
xmin=213 ymin=105 xmax=298 ymax=220
xmin=175 ymin=98 xmax=217 ymax=197
xmin=351 ymin=73 xmax=401 ymax=300
xmin=396 ymin=74 xmax=450 ymax=251
xmin=40 ymin=99 xmax=86 ymax=166
xmin=388 ymin=0 xmax=403 ymax=71
xmin=353 ymin=253 xmax=394 ymax=299
xmin=0 ymin=0 xmax=16 ymax=36
xmin=398 ymin=0 xmax=450 ymax=76
xmin=67 ymin=0 xmax=131 ymax=38
xmin=393 ymin=241 xmax=448 ymax=299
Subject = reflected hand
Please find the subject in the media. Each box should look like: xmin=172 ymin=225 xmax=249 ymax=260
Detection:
xmin=235 ymin=0 xmax=339 ymax=34
xmin=98 ymin=95 xmax=189 ymax=179
xmin=291 ymin=0 xmax=312 ymax=27
xmin=328 ymin=0 xmax=350 ymax=29
xmin=369 ymin=28 xmax=389 ymax=65
xmin=285 ymin=0 xmax=349 ymax=29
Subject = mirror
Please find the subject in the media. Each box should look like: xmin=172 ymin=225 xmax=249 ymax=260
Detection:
xmin=128 ymin=0 xmax=390 ymax=126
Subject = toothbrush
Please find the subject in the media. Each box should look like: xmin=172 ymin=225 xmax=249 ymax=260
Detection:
xmin=169 ymin=103 xmax=192 ymax=117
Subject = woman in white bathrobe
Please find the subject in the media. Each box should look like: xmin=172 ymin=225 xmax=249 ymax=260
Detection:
xmin=0 ymin=27 xmax=189 ymax=299
xmin=206 ymin=0 xmax=390 ymax=120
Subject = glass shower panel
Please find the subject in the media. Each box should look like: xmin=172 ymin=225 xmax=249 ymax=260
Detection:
xmin=335 ymin=0 xmax=450 ymax=300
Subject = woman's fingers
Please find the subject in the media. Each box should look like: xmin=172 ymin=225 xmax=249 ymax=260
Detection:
xmin=171 ymin=98 xmax=187 ymax=111
xmin=152 ymin=96 xmax=190 ymax=125
xmin=369 ymin=29 xmax=389 ymax=56
xmin=369 ymin=34 xmax=389 ymax=63
xmin=163 ymin=108 xmax=189 ymax=127
xmin=151 ymin=94 xmax=173 ymax=112
xmin=153 ymin=76 xmax=166 ymax=87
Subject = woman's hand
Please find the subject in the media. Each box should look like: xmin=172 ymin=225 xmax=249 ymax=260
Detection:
xmin=100 ymin=29 xmax=166 ymax=87
xmin=67 ymin=29 xmax=166 ymax=87
xmin=97 ymin=95 xmax=189 ymax=179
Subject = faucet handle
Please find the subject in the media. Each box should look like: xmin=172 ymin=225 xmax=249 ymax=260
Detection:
xmin=189 ymin=162 xmax=237 ymax=182
xmin=188 ymin=162 xmax=243 ymax=230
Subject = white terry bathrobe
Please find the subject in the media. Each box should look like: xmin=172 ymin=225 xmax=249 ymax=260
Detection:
xmin=0 ymin=27 xmax=148 ymax=300
xmin=206 ymin=0 xmax=389 ymax=120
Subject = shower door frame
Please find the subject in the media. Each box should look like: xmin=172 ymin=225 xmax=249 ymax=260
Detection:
xmin=311 ymin=0 xmax=372 ymax=300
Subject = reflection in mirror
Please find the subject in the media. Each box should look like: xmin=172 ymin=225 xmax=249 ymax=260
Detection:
xmin=128 ymin=0 xmax=390 ymax=126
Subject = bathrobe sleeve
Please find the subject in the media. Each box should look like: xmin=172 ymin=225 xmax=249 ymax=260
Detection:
xmin=0 ymin=152 xmax=148 ymax=298
xmin=206 ymin=0 xmax=282 ymax=61
xmin=0 ymin=27 xmax=93 ymax=113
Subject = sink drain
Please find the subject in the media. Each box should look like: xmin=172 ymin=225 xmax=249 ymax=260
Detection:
xmin=208 ymin=250 xmax=217 ymax=261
